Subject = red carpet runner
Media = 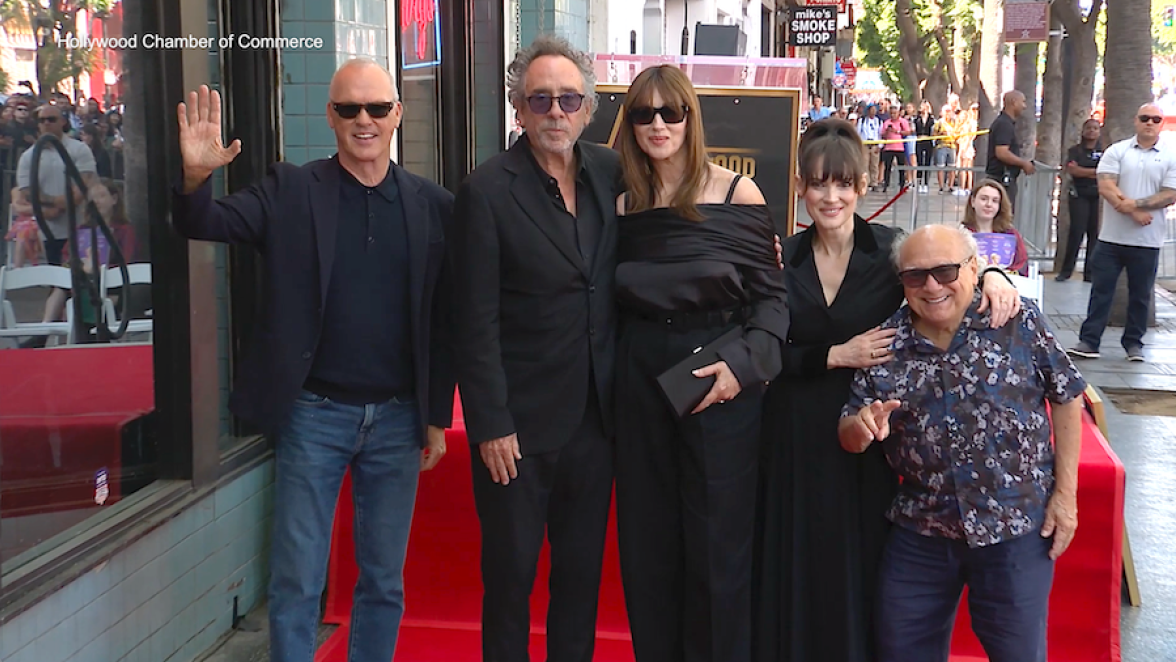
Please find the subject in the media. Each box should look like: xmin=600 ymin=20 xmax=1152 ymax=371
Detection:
xmin=318 ymin=397 xmax=1123 ymax=662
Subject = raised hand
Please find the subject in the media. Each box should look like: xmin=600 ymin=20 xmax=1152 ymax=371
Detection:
xmin=177 ymin=85 xmax=242 ymax=192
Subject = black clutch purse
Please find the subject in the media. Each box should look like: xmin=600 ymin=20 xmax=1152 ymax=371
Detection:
xmin=655 ymin=327 xmax=743 ymax=418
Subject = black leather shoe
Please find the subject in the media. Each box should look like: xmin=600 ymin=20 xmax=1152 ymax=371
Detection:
xmin=1055 ymin=274 xmax=1070 ymax=282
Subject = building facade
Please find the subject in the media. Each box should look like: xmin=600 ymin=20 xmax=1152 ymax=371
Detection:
xmin=0 ymin=0 xmax=529 ymax=660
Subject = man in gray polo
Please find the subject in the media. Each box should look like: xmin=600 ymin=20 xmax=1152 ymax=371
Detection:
xmin=1068 ymin=103 xmax=1176 ymax=362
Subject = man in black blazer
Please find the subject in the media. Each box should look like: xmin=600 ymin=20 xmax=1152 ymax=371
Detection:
xmin=170 ymin=59 xmax=454 ymax=662
xmin=451 ymin=35 xmax=618 ymax=662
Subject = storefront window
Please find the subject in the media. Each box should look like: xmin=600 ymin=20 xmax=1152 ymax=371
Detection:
xmin=1 ymin=0 xmax=161 ymax=573
xmin=398 ymin=0 xmax=443 ymax=182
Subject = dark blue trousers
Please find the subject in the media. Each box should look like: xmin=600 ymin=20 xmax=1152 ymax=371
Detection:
xmin=876 ymin=526 xmax=1054 ymax=662
xmin=1078 ymin=241 xmax=1160 ymax=351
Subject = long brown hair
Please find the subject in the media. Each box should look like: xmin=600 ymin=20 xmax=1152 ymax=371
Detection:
xmin=618 ymin=65 xmax=709 ymax=220
xmin=962 ymin=178 xmax=1014 ymax=232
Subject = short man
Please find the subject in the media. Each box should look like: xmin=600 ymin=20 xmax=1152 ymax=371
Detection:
xmin=1067 ymin=103 xmax=1176 ymax=363
xmin=171 ymin=59 xmax=454 ymax=662
xmin=985 ymin=90 xmax=1036 ymax=209
xmin=857 ymin=105 xmax=883 ymax=189
xmin=808 ymin=95 xmax=832 ymax=122
xmin=13 ymin=103 xmax=98 ymax=345
xmin=451 ymin=35 xmax=618 ymax=662
xmin=840 ymin=224 xmax=1084 ymax=662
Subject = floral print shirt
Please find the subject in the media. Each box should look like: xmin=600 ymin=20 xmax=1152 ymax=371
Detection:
xmin=842 ymin=293 xmax=1087 ymax=547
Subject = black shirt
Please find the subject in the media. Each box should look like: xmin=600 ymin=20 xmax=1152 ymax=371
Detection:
xmin=986 ymin=111 xmax=1018 ymax=179
xmin=523 ymin=135 xmax=603 ymax=267
xmin=914 ymin=114 xmax=935 ymax=137
xmin=305 ymin=161 xmax=414 ymax=404
xmin=1067 ymin=142 xmax=1103 ymax=198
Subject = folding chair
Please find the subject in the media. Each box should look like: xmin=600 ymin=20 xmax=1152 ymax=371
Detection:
xmin=0 ymin=265 xmax=78 ymax=345
xmin=100 ymin=262 xmax=153 ymax=340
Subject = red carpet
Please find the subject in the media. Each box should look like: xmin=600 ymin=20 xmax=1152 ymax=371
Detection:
xmin=318 ymin=397 xmax=1124 ymax=662
xmin=0 ymin=345 xmax=154 ymax=516
xmin=319 ymin=398 xmax=634 ymax=662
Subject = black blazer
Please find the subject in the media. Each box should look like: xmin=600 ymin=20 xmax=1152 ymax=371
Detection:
xmin=451 ymin=139 xmax=620 ymax=455
xmin=171 ymin=157 xmax=456 ymax=443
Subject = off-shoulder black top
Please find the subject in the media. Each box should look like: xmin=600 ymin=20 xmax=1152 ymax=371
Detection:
xmin=615 ymin=191 xmax=789 ymax=388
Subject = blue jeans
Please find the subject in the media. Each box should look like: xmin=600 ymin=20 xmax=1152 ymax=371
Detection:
xmin=876 ymin=526 xmax=1054 ymax=662
xmin=269 ymin=390 xmax=422 ymax=662
xmin=1078 ymin=241 xmax=1160 ymax=351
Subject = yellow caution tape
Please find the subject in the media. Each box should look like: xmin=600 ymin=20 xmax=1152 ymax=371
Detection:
xmin=861 ymin=129 xmax=990 ymax=146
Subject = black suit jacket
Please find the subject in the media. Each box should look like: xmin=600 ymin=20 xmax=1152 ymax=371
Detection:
xmin=451 ymin=139 xmax=620 ymax=455
xmin=171 ymin=157 xmax=456 ymax=442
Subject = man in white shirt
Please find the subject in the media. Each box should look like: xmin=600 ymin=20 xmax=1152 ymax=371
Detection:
xmin=12 ymin=102 xmax=98 ymax=343
xmin=1067 ymin=103 xmax=1176 ymax=362
xmin=858 ymin=105 xmax=883 ymax=189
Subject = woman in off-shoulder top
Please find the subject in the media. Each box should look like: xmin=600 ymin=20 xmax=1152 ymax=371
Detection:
xmin=612 ymin=64 xmax=789 ymax=662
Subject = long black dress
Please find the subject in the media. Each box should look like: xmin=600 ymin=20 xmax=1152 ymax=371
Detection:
xmin=753 ymin=217 xmax=904 ymax=662
xmin=615 ymin=188 xmax=789 ymax=662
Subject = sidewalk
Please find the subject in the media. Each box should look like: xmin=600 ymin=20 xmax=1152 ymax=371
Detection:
xmin=1043 ymin=277 xmax=1176 ymax=391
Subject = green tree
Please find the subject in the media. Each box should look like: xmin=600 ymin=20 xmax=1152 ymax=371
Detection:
xmin=856 ymin=0 xmax=981 ymax=108
xmin=1154 ymin=1 xmax=1176 ymax=64
xmin=0 ymin=0 xmax=114 ymax=98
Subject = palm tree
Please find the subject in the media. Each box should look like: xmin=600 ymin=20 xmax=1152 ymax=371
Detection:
xmin=1102 ymin=0 xmax=1153 ymax=143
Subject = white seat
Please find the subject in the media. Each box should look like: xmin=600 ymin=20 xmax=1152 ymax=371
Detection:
xmin=100 ymin=263 xmax=153 ymax=340
xmin=0 ymin=265 xmax=77 ymax=344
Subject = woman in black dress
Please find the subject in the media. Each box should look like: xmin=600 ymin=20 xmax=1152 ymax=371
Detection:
xmin=613 ymin=65 xmax=789 ymax=662
xmin=753 ymin=119 xmax=1023 ymax=662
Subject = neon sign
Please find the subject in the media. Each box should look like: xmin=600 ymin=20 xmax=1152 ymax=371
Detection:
xmin=401 ymin=0 xmax=441 ymax=68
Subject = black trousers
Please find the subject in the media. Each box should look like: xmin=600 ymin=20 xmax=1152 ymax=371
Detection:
xmin=881 ymin=151 xmax=904 ymax=190
xmin=615 ymin=317 xmax=763 ymax=662
xmin=472 ymin=387 xmax=614 ymax=662
xmin=916 ymin=141 xmax=934 ymax=184
xmin=1060 ymin=194 xmax=1101 ymax=278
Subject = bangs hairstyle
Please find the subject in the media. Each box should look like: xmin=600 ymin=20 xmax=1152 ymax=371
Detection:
xmin=962 ymin=179 xmax=1014 ymax=233
xmin=618 ymin=65 xmax=709 ymax=221
xmin=797 ymin=118 xmax=868 ymax=192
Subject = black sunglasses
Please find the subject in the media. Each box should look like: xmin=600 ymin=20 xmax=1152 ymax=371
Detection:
xmin=331 ymin=102 xmax=396 ymax=119
xmin=525 ymin=93 xmax=585 ymax=115
xmin=627 ymin=105 xmax=688 ymax=125
xmin=38 ymin=116 xmax=60 ymax=123
xmin=1138 ymin=114 xmax=1164 ymax=125
xmin=897 ymin=261 xmax=969 ymax=288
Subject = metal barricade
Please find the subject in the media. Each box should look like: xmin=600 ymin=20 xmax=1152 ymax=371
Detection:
xmin=1161 ymin=205 xmax=1176 ymax=280
xmin=1015 ymin=164 xmax=1062 ymax=259
xmin=863 ymin=165 xmax=984 ymax=232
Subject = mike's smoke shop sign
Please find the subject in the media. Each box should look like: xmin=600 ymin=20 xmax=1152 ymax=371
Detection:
xmin=787 ymin=7 xmax=837 ymax=47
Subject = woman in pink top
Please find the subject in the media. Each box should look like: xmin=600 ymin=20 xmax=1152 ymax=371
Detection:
xmin=878 ymin=114 xmax=908 ymax=193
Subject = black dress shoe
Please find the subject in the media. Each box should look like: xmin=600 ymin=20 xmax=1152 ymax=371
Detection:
xmin=1055 ymin=274 xmax=1070 ymax=282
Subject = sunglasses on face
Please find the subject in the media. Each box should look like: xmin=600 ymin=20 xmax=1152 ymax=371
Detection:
xmin=627 ymin=105 xmax=688 ymax=125
xmin=525 ymin=93 xmax=586 ymax=115
xmin=1138 ymin=115 xmax=1164 ymax=125
xmin=38 ymin=116 xmax=60 ymax=124
xmin=897 ymin=261 xmax=969 ymax=288
xmin=331 ymin=102 xmax=396 ymax=119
